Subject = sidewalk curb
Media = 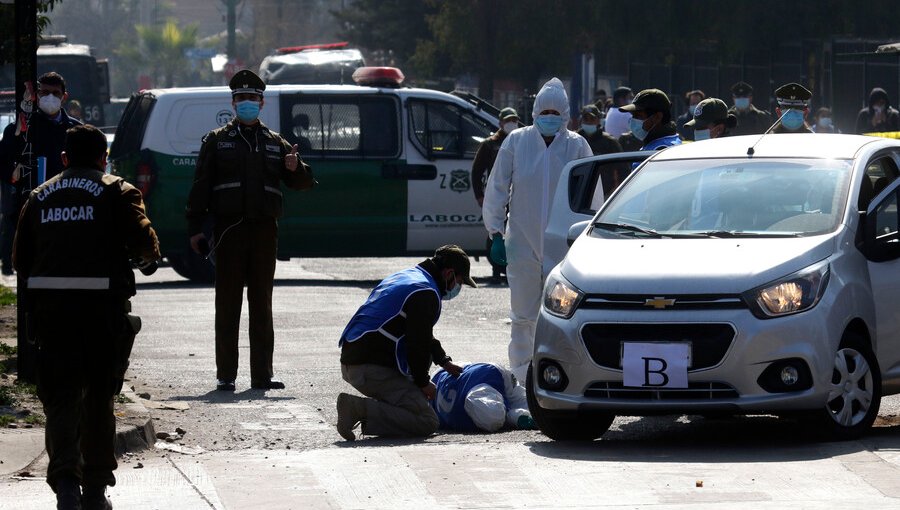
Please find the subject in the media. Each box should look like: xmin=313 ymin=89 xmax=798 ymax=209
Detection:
xmin=114 ymin=387 xmax=156 ymax=457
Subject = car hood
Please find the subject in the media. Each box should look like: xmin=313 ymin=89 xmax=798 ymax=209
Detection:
xmin=559 ymin=233 xmax=837 ymax=295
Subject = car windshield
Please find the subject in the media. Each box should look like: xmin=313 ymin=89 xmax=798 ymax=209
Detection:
xmin=594 ymin=158 xmax=852 ymax=238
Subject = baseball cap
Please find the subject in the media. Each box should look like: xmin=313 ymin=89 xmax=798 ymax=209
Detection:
xmin=619 ymin=88 xmax=671 ymax=114
xmin=581 ymin=104 xmax=601 ymax=119
xmin=685 ymin=98 xmax=729 ymax=128
xmin=499 ymin=107 xmax=519 ymax=121
xmin=433 ymin=245 xmax=477 ymax=288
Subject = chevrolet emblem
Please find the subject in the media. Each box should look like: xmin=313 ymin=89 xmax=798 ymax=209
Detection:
xmin=644 ymin=297 xmax=676 ymax=309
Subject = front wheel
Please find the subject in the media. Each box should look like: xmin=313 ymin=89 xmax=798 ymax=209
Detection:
xmin=526 ymin=363 xmax=614 ymax=441
xmin=804 ymin=331 xmax=881 ymax=441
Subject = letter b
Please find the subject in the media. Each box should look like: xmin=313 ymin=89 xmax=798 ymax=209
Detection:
xmin=643 ymin=357 xmax=669 ymax=387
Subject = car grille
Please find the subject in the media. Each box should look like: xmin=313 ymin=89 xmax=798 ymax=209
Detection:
xmin=579 ymin=294 xmax=747 ymax=311
xmin=584 ymin=381 xmax=739 ymax=400
xmin=580 ymin=323 xmax=735 ymax=371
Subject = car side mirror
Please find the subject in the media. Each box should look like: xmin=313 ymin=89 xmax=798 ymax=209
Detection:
xmin=567 ymin=220 xmax=591 ymax=247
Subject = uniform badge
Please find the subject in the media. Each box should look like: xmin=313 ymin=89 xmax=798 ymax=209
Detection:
xmin=228 ymin=130 xmax=236 ymax=137
xmin=265 ymin=144 xmax=280 ymax=152
xmin=218 ymin=141 xmax=236 ymax=149
xmin=449 ymin=169 xmax=471 ymax=193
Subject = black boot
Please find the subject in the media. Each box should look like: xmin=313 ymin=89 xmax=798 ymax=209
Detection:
xmin=54 ymin=477 xmax=82 ymax=510
xmin=82 ymin=485 xmax=112 ymax=510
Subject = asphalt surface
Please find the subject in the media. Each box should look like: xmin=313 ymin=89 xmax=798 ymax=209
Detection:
xmin=2 ymin=257 xmax=900 ymax=508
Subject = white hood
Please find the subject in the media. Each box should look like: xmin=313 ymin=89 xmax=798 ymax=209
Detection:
xmin=532 ymin=77 xmax=570 ymax=128
xmin=560 ymin=234 xmax=836 ymax=295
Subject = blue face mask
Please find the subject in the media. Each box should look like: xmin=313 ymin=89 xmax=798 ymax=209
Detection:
xmin=442 ymin=274 xmax=461 ymax=301
xmin=694 ymin=128 xmax=711 ymax=141
xmin=535 ymin=114 xmax=563 ymax=136
xmin=235 ymin=100 xmax=260 ymax=123
xmin=629 ymin=117 xmax=649 ymax=141
xmin=582 ymin=123 xmax=598 ymax=135
xmin=781 ymin=109 xmax=805 ymax=131
xmin=734 ymin=97 xmax=751 ymax=110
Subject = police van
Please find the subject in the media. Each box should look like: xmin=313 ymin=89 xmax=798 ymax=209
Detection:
xmin=109 ymin=68 xmax=498 ymax=282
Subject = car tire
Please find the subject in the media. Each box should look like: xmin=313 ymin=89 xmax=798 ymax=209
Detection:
xmin=168 ymin=249 xmax=215 ymax=284
xmin=526 ymin=362 xmax=614 ymax=441
xmin=804 ymin=331 xmax=881 ymax=441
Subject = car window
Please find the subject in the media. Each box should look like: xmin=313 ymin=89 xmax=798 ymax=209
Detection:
xmin=109 ymin=93 xmax=156 ymax=159
xmin=408 ymin=99 xmax=493 ymax=158
xmin=595 ymin=158 xmax=852 ymax=237
xmin=859 ymin=156 xmax=900 ymax=210
xmin=568 ymin=159 xmax=639 ymax=214
xmin=873 ymin=189 xmax=899 ymax=244
xmin=279 ymin=94 xmax=399 ymax=159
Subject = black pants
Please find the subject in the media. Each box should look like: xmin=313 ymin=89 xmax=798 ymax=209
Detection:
xmin=214 ymin=217 xmax=277 ymax=382
xmin=34 ymin=296 xmax=121 ymax=490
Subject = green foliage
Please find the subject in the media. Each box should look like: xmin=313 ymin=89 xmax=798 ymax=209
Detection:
xmin=0 ymin=286 xmax=16 ymax=307
xmin=0 ymin=343 xmax=15 ymax=357
xmin=0 ymin=415 xmax=13 ymax=428
xmin=24 ymin=413 xmax=44 ymax=425
xmin=115 ymin=394 xmax=133 ymax=404
xmin=0 ymin=386 xmax=14 ymax=407
xmin=116 ymin=19 xmax=199 ymax=89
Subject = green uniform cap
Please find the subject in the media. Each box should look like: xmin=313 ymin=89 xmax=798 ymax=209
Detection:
xmin=229 ymin=69 xmax=266 ymax=97
xmin=685 ymin=98 xmax=730 ymax=128
xmin=433 ymin=245 xmax=477 ymax=288
xmin=619 ymin=88 xmax=671 ymax=114
xmin=775 ymin=82 xmax=811 ymax=108
xmin=731 ymin=81 xmax=753 ymax=97
xmin=499 ymin=107 xmax=519 ymax=121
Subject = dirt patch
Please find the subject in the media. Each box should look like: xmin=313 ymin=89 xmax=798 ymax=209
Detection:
xmin=0 ymin=304 xmax=44 ymax=430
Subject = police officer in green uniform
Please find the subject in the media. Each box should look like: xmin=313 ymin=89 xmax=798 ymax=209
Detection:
xmin=14 ymin=124 xmax=161 ymax=510
xmin=773 ymin=82 xmax=814 ymax=134
xmin=727 ymin=81 xmax=774 ymax=136
xmin=577 ymin=104 xmax=623 ymax=155
xmin=186 ymin=70 xmax=315 ymax=392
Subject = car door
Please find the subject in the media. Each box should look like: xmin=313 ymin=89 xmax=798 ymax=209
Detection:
xmin=542 ymin=151 xmax=650 ymax=277
xmin=405 ymin=98 xmax=495 ymax=254
xmin=862 ymin=158 xmax=900 ymax=381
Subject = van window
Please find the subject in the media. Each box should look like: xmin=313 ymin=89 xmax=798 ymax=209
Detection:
xmin=109 ymin=93 xmax=156 ymax=159
xmin=408 ymin=100 xmax=493 ymax=159
xmin=279 ymin=95 xmax=399 ymax=159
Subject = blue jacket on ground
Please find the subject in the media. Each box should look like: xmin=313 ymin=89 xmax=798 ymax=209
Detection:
xmin=431 ymin=363 xmax=507 ymax=431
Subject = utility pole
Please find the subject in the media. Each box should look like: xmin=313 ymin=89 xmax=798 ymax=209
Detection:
xmin=223 ymin=0 xmax=237 ymax=61
xmin=14 ymin=0 xmax=38 ymax=384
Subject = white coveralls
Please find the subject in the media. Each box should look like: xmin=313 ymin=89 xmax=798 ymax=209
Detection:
xmin=482 ymin=78 xmax=592 ymax=382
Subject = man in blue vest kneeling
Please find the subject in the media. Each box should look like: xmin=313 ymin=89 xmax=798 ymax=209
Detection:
xmin=337 ymin=245 xmax=475 ymax=440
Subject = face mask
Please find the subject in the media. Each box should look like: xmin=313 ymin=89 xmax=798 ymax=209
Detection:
xmin=629 ymin=117 xmax=649 ymax=141
xmin=235 ymin=100 xmax=260 ymax=122
xmin=502 ymin=121 xmax=517 ymax=134
xmin=694 ymin=128 xmax=710 ymax=141
xmin=39 ymin=94 xmax=62 ymax=116
xmin=874 ymin=105 xmax=885 ymax=114
xmin=734 ymin=97 xmax=750 ymax=110
xmin=819 ymin=117 xmax=833 ymax=128
xmin=582 ymin=123 xmax=598 ymax=135
xmin=442 ymin=274 xmax=461 ymax=301
xmin=534 ymin=114 xmax=563 ymax=136
xmin=781 ymin=109 xmax=805 ymax=130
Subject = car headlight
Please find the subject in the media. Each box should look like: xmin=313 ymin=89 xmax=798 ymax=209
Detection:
xmin=743 ymin=261 xmax=830 ymax=319
xmin=543 ymin=274 xmax=584 ymax=319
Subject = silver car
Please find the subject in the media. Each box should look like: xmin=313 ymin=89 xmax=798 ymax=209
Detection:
xmin=530 ymin=134 xmax=900 ymax=441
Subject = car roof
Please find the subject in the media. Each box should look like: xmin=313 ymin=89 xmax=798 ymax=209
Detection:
xmin=650 ymin=133 xmax=898 ymax=161
xmin=143 ymin=84 xmax=464 ymax=101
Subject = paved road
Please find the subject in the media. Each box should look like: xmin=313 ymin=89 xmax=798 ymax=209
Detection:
xmin=2 ymin=258 xmax=900 ymax=508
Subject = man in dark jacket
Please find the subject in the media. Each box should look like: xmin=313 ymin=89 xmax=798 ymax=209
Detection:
xmin=577 ymin=104 xmax=622 ymax=155
xmin=856 ymin=87 xmax=900 ymax=134
xmin=186 ymin=70 xmax=315 ymax=392
xmin=336 ymin=245 xmax=475 ymax=440
xmin=14 ymin=124 xmax=160 ymax=510
xmin=675 ymin=89 xmax=705 ymax=141
xmin=727 ymin=81 xmax=773 ymax=136
xmin=618 ymin=89 xmax=681 ymax=151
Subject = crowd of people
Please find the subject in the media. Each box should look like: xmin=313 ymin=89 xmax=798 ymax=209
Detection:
xmin=6 ymin=66 xmax=900 ymax=508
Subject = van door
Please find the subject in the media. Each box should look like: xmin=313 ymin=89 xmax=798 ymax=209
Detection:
xmin=405 ymin=98 xmax=495 ymax=254
xmin=543 ymin=152 xmax=650 ymax=276
xmin=278 ymin=93 xmax=405 ymax=256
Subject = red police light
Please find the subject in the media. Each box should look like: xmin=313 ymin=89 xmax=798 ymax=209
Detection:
xmin=351 ymin=67 xmax=405 ymax=88
xmin=276 ymin=42 xmax=350 ymax=54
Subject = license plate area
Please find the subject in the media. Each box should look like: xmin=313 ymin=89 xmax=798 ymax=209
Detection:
xmin=621 ymin=342 xmax=691 ymax=389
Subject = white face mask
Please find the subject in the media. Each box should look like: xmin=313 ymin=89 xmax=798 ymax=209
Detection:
xmin=502 ymin=121 xmax=517 ymax=134
xmin=39 ymin=94 xmax=62 ymax=116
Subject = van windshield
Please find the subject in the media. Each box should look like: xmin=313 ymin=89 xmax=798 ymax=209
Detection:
xmin=594 ymin=158 xmax=852 ymax=238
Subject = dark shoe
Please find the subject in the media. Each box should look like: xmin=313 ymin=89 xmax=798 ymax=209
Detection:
xmin=216 ymin=379 xmax=235 ymax=391
xmin=55 ymin=477 xmax=82 ymax=510
xmin=82 ymin=485 xmax=112 ymax=510
xmin=336 ymin=392 xmax=366 ymax=441
xmin=251 ymin=378 xmax=285 ymax=390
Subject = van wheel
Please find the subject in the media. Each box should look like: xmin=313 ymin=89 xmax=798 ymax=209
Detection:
xmin=804 ymin=331 xmax=881 ymax=441
xmin=526 ymin=363 xmax=613 ymax=441
xmin=168 ymin=251 xmax=215 ymax=284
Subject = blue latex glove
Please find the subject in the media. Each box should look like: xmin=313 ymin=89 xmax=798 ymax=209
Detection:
xmin=490 ymin=233 xmax=507 ymax=266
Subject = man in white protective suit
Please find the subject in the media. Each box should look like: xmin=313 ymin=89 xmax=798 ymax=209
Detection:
xmin=482 ymin=78 xmax=592 ymax=382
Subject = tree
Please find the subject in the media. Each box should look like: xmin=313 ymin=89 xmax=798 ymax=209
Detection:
xmin=117 ymin=19 xmax=199 ymax=89
xmin=332 ymin=0 xmax=437 ymax=70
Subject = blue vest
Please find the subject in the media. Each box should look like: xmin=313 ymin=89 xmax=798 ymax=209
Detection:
xmin=642 ymin=133 xmax=682 ymax=151
xmin=339 ymin=266 xmax=441 ymax=375
xmin=431 ymin=363 xmax=508 ymax=431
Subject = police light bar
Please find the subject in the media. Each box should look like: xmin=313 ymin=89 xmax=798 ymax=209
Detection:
xmin=276 ymin=42 xmax=350 ymax=54
xmin=352 ymin=67 xmax=405 ymax=88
